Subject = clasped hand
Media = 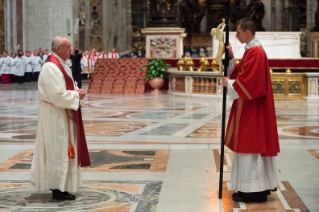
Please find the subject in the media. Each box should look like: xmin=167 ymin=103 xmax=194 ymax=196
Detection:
xmin=77 ymin=89 xmax=86 ymax=100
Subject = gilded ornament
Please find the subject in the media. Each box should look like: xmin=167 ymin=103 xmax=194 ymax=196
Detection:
xmin=177 ymin=58 xmax=184 ymax=70
xmin=211 ymin=59 xmax=218 ymax=72
xmin=211 ymin=19 xmax=226 ymax=76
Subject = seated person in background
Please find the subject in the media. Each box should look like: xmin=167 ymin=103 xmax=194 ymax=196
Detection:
xmin=130 ymin=52 xmax=135 ymax=58
xmin=137 ymin=51 xmax=145 ymax=58
xmin=124 ymin=51 xmax=130 ymax=58
xmin=119 ymin=52 xmax=124 ymax=58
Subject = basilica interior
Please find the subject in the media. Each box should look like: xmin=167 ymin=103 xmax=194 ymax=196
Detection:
xmin=0 ymin=0 xmax=319 ymax=212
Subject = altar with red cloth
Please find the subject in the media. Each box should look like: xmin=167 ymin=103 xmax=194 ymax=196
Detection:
xmin=88 ymin=58 xmax=149 ymax=94
xmin=88 ymin=58 xmax=319 ymax=95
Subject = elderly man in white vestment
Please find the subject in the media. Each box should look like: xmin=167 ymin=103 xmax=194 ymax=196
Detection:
xmin=30 ymin=36 xmax=91 ymax=201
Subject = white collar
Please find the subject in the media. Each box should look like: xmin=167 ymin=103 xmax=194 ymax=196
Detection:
xmin=52 ymin=52 xmax=66 ymax=64
xmin=245 ymin=38 xmax=262 ymax=51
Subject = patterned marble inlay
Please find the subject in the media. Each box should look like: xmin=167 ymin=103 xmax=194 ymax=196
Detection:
xmin=0 ymin=149 xmax=171 ymax=172
xmin=308 ymin=149 xmax=319 ymax=160
xmin=182 ymin=114 xmax=210 ymax=119
xmin=0 ymin=120 xmax=38 ymax=131
xmin=275 ymin=114 xmax=319 ymax=122
xmin=141 ymin=123 xmax=189 ymax=135
xmin=213 ymin=150 xmax=233 ymax=172
xmin=278 ymin=124 xmax=319 ymax=139
xmin=221 ymin=181 xmax=310 ymax=212
xmin=89 ymin=100 xmax=206 ymax=111
xmin=186 ymin=123 xmax=221 ymax=138
xmin=0 ymin=180 xmax=162 ymax=212
xmin=84 ymin=121 xmax=155 ymax=136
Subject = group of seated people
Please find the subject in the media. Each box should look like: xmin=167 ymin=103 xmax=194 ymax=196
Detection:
xmin=0 ymin=47 xmax=146 ymax=84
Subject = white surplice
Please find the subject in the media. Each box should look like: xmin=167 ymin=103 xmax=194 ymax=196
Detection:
xmin=14 ymin=58 xmax=26 ymax=77
xmin=30 ymin=53 xmax=82 ymax=193
xmin=1 ymin=56 xmax=11 ymax=74
xmin=227 ymin=39 xmax=280 ymax=192
xmin=10 ymin=57 xmax=18 ymax=75
xmin=32 ymin=56 xmax=43 ymax=73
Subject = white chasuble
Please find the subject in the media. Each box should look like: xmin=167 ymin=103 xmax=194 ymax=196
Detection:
xmin=30 ymin=53 xmax=82 ymax=192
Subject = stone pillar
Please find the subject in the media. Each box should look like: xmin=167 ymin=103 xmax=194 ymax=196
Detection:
xmin=102 ymin=0 xmax=132 ymax=52
xmin=309 ymin=32 xmax=319 ymax=57
xmin=0 ymin=0 xmax=5 ymax=53
xmin=273 ymin=0 xmax=284 ymax=31
xmin=126 ymin=0 xmax=132 ymax=52
xmin=261 ymin=0 xmax=271 ymax=31
xmin=307 ymin=0 xmax=315 ymax=30
xmin=84 ymin=0 xmax=90 ymax=50
xmin=73 ymin=0 xmax=79 ymax=48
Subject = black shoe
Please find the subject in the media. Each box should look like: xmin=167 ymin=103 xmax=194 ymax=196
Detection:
xmin=51 ymin=189 xmax=75 ymax=201
xmin=233 ymin=194 xmax=267 ymax=203
xmin=232 ymin=191 xmax=243 ymax=198
xmin=232 ymin=191 xmax=268 ymax=203
xmin=62 ymin=191 xmax=75 ymax=200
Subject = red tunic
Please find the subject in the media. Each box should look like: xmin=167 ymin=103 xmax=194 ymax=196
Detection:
xmin=225 ymin=46 xmax=280 ymax=157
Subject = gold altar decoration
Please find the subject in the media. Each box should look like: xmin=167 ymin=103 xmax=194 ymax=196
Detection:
xmin=211 ymin=59 xmax=218 ymax=72
xmin=211 ymin=19 xmax=226 ymax=76
xmin=271 ymin=73 xmax=306 ymax=101
xmin=177 ymin=58 xmax=184 ymax=70
xmin=187 ymin=57 xmax=195 ymax=71
xmin=197 ymin=56 xmax=210 ymax=72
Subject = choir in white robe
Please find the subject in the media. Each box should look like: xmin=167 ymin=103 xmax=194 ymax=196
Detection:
xmin=42 ymin=54 xmax=48 ymax=63
xmin=10 ymin=57 xmax=18 ymax=76
xmin=66 ymin=59 xmax=72 ymax=69
xmin=99 ymin=53 xmax=108 ymax=59
xmin=80 ymin=56 xmax=88 ymax=73
xmin=1 ymin=56 xmax=11 ymax=74
xmin=108 ymin=52 xmax=119 ymax=58
xmin=32 ymin=56 xmax=42 ymax=73
xmin=30 ymin=53 xmax=82 ymax=192
xmin=15 ymin=57 xmax=26 ymax=77
xmin=0 ymin=57 xmax=4 ymax=71
xmin=227 ymin=40 xmax=280 ymax=192
xmin=25 ymin=57 xmax=33 ymax=73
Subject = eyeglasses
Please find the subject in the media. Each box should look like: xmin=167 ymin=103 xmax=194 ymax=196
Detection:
xmin=59 ymin=45 xmax=72 ymax=49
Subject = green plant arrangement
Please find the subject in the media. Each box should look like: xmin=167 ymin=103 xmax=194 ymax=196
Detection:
xmin=140 ymin=58 xmax=171 ymax=82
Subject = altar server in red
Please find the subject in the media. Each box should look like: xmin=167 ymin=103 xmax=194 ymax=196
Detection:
xmin=30 ymin=36 xmax=90 ymax=201
xmin=222 ymin=18 xmax=280 ymax=202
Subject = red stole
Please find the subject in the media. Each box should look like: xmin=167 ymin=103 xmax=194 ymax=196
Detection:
xmin=111 ymin=53 xmax=117 ymax=58
xmin=45 ymin=55 xmax=91 ymax=167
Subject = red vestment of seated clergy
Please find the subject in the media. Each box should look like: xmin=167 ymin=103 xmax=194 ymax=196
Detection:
xmin=225 ymin=46 xmax=280 ymax=157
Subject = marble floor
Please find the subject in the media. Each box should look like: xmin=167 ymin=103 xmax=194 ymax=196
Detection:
xmin=0 ymin=81 xmax=318 ymax=212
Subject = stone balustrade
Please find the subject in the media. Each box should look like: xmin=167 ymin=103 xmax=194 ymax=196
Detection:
xmin=168 ymin=68 xmax=319 ymax=101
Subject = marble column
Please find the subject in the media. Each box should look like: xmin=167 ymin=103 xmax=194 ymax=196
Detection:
xmin=102 ymin=0 xmax=132 ymax=52
xmin=273 ymin=0 xmax=284 ymax=31
xmin=16 ymin=0 xmax=22 ymax=51
xmin=126 ymin=0 xmax=132 ymax=52
xmin=12 ymin=0 xmax=16 ymax=51
xmin=307 ymin=0 xmax=314 ymax=30
xmin=261 ymin=0 xmax=272 ymax=31
xmin=0 ymin=0 xmax=5 ymax=52
xmin=72 ymin=0 xmax=79 ymax=48
xmin=84 ymin=0 xmax=90 ymax=50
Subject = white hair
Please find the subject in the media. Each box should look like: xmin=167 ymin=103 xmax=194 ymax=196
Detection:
xmin=51 ymin=36 xmax=66 ymax=52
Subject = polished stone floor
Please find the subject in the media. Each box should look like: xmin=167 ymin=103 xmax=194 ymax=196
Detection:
xmin=0 ymin=81 xmax=318 ymax=212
